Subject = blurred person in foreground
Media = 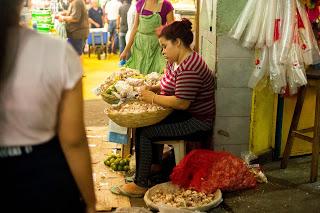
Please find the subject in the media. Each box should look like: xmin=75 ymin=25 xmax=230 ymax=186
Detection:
xmin=0 ymin=1 xmax=96 ymax=212
xmin=114 ymin=19 xmax=215 ymax=197
xmin=120 ymin=0 xmax=174 ymax=75
xmin=88 ymin=0 xmax=104 ymax=28
xmin=59 ymin=0 xmax=89 ymax=56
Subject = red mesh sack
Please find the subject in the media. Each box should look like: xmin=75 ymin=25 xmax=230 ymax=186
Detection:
xmin=170 ymin=149 xmax=257 ymax=193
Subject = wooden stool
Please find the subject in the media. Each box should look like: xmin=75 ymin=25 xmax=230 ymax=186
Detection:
xmin=280 ymin=67 xmax=320 ymax=182
xmin=154 ymin=140 xmax=186 ymax=164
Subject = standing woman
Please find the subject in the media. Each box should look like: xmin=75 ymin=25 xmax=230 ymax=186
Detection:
xmin=117 ymin=19 xmax=216 ymax=197
xmin=120 ymin=0 xmax=174 ymax=75
xmin=0 ymin=1 xmax=96 ymax=212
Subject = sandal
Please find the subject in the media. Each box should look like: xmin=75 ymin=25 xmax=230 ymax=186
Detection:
xmin=110 ymin=184 xmax=147 ymax=198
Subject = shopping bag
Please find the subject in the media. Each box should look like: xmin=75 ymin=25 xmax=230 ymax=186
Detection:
xmin=248 ymin=47 xmax=269 ymax=88
xmin=107 ymin=120 xmax=128 ymax=144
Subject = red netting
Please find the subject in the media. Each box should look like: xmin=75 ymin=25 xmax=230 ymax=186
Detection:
xmin=170 ymin=149 xmax=257 ymax=193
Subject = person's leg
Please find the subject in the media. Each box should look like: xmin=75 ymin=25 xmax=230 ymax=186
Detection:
xmin=107 ymin=21 xmax=115 ymax=53
xmin=113 ymin=30 xmax=119 ymax=54
xmin=67 ymin=38 xmax=84 ymax=56
xmin=119 ymin=33 xmax=126 ymax=54
xmin=133 ymin=112 xmax=212 ymax=188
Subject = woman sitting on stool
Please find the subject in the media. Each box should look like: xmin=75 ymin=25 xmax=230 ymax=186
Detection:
xmin=117 ymin=18 xmax=216 ymax=197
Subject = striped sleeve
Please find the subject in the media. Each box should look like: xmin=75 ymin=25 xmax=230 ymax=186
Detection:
xmin=175 ymin=70 xmax=202 ymax=101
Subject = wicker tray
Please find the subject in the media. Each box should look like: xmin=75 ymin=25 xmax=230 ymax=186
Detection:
xmin=105 ymin=105 xmax=172 ymax=128
xmin=101 ymin=93 xmax=120 ymax=104
xmin=144 ymin=182 xmax=223 ymax=212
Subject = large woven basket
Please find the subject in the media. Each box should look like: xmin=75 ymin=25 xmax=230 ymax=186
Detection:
xmin=105 ymin=106 xmax=172 ymax=128
xmin=144 ymin=182 xmax=223 ymax=212
xmin=101 ymin=93 xmax=120 ymax=104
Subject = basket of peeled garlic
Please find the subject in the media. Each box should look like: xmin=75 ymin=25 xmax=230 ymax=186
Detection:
xmin=144 ymin=182 xmax=223 ymax=212
xmin=97 ymin=68 xmax=162 ymax=104
xmin=105 ymin=101 xmax=173 ymax=128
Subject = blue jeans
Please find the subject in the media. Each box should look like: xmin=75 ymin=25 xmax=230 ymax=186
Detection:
xmin=108 ymin=20 xmax=119 ymax=53
xmin=119 ymin=32 xmax=126 ymax=54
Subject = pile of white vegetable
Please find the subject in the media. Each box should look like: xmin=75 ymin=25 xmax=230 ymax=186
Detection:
xmin=108 ymin=101 xmax=166 ymax=114
xmin=150 ymin=189 xmax=216 ymax=208
xmin=96 ymin=68 xmax=162 ymax=101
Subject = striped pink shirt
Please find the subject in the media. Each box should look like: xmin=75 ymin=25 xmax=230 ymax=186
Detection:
xmin=160 ymin=51 xmax=215 ymax=124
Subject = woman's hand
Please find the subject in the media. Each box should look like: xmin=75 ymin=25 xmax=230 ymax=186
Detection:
xmin=120 ymin=49 xmax=128 ymax=60
xmin=140 ymin=90 xmax=156 ymax=104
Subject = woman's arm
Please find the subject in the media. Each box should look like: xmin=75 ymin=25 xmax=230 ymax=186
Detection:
xmin=120 ymin=12 xmax=139 ymax=60
xmin=88 ymin=18 xmax=100 ymax=27
xmin=58 ymin=80 xmax=96 ymax=212
xmin=141 ymin=89 xmax=191 ymax=110
xmin=166 ymin=10 xmax=174 ymax=24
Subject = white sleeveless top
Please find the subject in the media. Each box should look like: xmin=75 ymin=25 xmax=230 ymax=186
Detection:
xmin=0 ymin=27 xmax=82 ymax=146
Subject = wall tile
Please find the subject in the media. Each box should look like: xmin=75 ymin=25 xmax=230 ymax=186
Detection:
xmin=214 ymin=116 xmax=250 ymax=145
xmin=217 ymin=35 xmax=254 ymax=59
xmin=216 ymin=88 xmax=252 ymax=116
xmin=217 ymin=58 xmax=253 ymax=88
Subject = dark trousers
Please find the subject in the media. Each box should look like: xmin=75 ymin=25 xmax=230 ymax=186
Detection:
xmin=0 ymin=136 xmax=85 ymax=213
xmin=119 ymin=32 xmax=127 ymax=54
xmin=67 ymin=38 xmax=86 ymax=55
xmin=134 ymin=111 xmax=213 ymax=187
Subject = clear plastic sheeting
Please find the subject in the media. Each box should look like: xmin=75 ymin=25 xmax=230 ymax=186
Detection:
xmin=256 ymin=1 xmax=269 ymax=48
xmin=279 ymin=0 xmax=296 ymax=64
xmin=228 ymin=0 xmax=320 ymax=94
xmin=242 ymin=0 xmax=265 ymax=48
xmin=248 ymin=47 xmax=269 ymax=88
xmin=265 ymin=0 xmax=277 ymax=47
xmin=228 ymin=0 xmax=257 ymax=40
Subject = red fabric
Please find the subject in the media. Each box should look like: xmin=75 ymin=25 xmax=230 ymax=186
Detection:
xmin=170 ymin=150 xmax=257 ymax=193
xmin=306 ymin=7 xmax=320 ymax=22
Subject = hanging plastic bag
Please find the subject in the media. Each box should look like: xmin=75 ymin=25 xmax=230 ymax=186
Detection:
xmin=256 ymin=1 xmax=269 ymax=48
xmin=268 ymin=0 xmax=286 ymax=94
xmin=265 ymin=0 xmax=277 ymax=47
xmin=287 ymin=24 xmax=307 ymax=95
xmin=296 ymin=0 xmax=320 ymax=64
xmin=242 ymin=0 xmax=265 ymax=48
xmin=269 ymin=42 xmax=287 ymax=94
xmin=228 ymin=0 xmax=257 ymax=40
xmin=279 ymin=0 xmax=296 ymax=64
xmin=248 ymin=47 xmax=269 ymax=88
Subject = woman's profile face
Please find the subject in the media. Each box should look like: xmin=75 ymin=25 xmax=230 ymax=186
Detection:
xmin=159 ymin=37 xmax=178 ymax=63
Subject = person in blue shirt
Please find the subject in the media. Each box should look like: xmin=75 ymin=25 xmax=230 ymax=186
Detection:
xmin=88 ymin=0 xmax=104 ymax=28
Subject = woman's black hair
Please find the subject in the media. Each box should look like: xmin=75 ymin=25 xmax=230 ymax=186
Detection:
xmin=158 ymin=18 xmax=193 ymax=47
xmin=0 ymin=0 xmax=23 ymax=122
xmin=0 ymin=0 xmax=22 ymax=90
